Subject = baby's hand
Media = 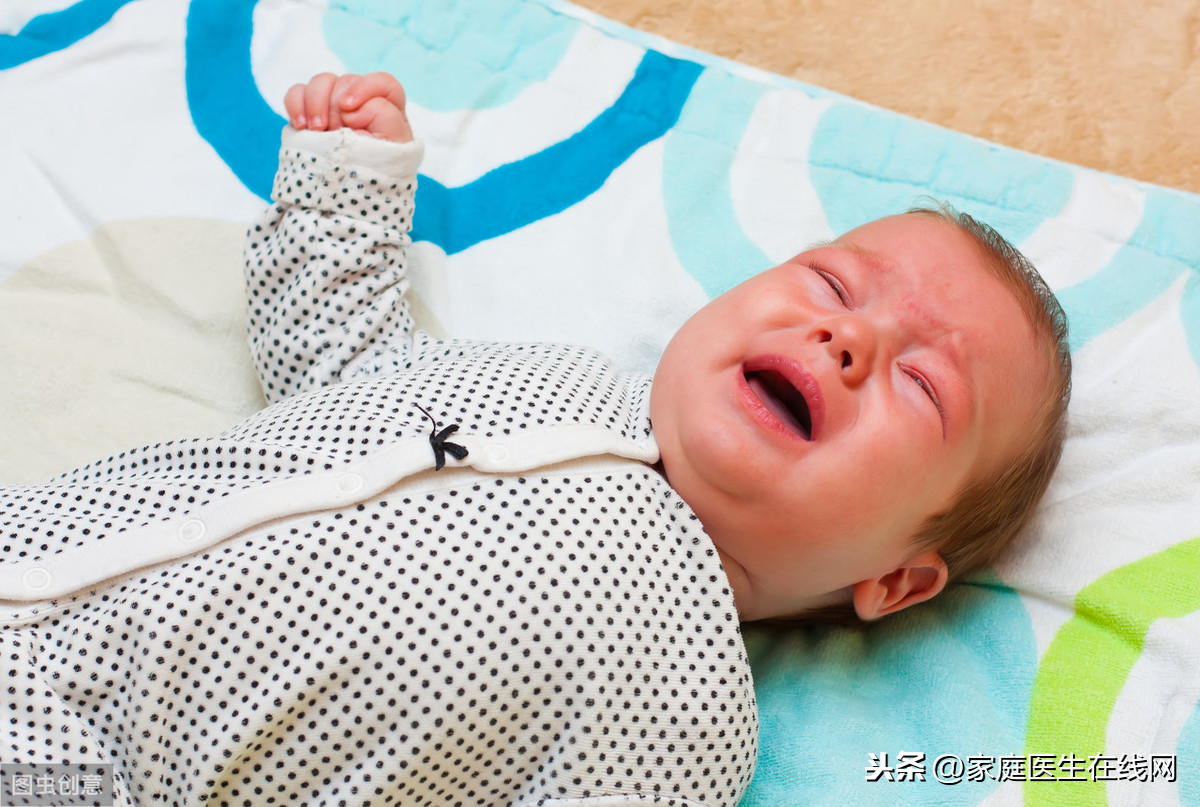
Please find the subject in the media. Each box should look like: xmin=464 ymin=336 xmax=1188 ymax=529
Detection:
xmin=284 ymin=72 xmax=413 ymax=143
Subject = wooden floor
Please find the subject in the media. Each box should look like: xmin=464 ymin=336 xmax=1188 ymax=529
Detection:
xmin=575 ymin=0 xmax=1200 ymax=193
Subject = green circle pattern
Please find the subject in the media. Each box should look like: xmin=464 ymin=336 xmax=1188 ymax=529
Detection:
xmin=1025 ymin=535 xmax=1200 ymax=806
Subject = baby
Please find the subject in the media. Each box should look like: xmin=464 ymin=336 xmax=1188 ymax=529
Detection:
xmin=0 ymin=73 xmax=1070 ymax=805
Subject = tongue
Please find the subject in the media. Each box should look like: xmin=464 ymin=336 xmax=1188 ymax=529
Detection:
xmin=747 ymin=372 xmax=810 ymax=438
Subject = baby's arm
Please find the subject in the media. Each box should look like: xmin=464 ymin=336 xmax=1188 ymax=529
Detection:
xmin=245 ymin=73 xmax=423 ymax=404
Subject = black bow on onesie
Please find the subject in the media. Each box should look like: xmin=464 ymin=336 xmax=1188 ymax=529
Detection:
xmin=414 ymin=403 xmax=469 ymax=471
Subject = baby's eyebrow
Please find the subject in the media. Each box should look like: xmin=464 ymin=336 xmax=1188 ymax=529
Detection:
xmin=801 ymin=240 xmax=898 ymax=276
xmin=839 ymin=241 xmax=898 ymax=275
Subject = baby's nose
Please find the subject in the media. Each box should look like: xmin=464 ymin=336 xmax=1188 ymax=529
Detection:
xmin=815 ymin=315 xmax=878 ymax=384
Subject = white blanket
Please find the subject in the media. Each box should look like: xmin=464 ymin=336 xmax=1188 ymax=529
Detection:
xmin=2 ymin=1 xmax=1198 ymax=804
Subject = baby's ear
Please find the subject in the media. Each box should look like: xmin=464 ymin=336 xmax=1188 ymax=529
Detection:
xmin=852 ymin=550 xmax=948 ymax=621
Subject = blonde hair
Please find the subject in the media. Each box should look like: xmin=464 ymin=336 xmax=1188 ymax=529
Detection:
xmin=905 ymin=204 xmax=1072 ymax=577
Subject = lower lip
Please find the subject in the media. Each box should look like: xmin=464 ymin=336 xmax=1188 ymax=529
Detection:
xmin=736 ymin=372 xmax=812 ymax=444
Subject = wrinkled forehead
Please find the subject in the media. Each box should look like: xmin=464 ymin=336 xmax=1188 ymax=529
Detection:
xmin=826 ymin=215 xmax=1026 ymax=312
xmin=832 ymin=214 xmax=1055 ymax=448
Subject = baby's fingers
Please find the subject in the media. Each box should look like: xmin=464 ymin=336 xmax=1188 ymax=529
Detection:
xmin=337 ymin=72 xmax=406 ymax=115
xmin=339 ymin=96 xmax=413 ymax=143
xmin=284 ymin=83 xmax=309 ymax=127
xmin=303 ymin=73 xmax=342 ymax=130
xmin=285 ymin=72 xmax=410 ymax=140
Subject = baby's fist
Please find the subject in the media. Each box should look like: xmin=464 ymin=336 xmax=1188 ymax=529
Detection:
xmin=284 ymin=72 xmax=413 ymax=143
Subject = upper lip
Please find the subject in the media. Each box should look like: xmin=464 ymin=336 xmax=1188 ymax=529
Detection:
xmin=741 ymin=355 xmax=826 ymax=441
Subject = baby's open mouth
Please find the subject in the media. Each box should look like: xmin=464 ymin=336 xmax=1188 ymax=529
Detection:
xmin=744 ymin=368 xmax=813 ymax=440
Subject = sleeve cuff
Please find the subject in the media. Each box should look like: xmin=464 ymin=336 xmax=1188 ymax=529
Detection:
xmin=279 ymin=126 xmax=425 ymax=178
xmin=271 ymin=127 xmax=424 ymax=228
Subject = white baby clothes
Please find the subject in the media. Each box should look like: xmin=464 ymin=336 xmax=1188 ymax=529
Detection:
xmin=0 ymin=128 xmax=757 ymax=807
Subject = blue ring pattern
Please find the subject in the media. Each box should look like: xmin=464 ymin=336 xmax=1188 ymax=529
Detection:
xmin=183 ymin=0 xmax=701 ymax=255
xmin=0 ymin=0 xmax=135 ymax=69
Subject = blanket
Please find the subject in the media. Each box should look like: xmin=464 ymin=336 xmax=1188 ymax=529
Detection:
xmin=1 ymin=1 xmax=1198 ymax=805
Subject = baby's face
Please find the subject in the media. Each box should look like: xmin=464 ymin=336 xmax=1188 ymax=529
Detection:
xmin=650 ymin=214 xmax=1050 ymax=622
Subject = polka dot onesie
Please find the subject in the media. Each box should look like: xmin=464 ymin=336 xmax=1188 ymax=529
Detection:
xmin=0 ymin=128 xmax=758 ymax=806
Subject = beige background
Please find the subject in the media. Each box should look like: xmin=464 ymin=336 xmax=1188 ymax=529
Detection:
xmin=575 ymin=0 xmax=1200 ymax=193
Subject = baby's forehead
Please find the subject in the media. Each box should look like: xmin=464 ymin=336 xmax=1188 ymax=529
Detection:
xmin=806 ymin=221 xmax=1003 ymax=297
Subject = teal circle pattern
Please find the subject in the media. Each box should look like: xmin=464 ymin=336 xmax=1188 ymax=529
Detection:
xmin=739 ymin=578 xmax=1037 ymax=806
xmin=1055 ymin=188 xmax=1200 ymax=365
xmin=1178 ymin=702 xmax=1200 ymax=806
xmin=325 ymin=0 xmax=579 ymax=112
xmin=661 ymin=68 xmax=773 ymax=299
xmin=808 ymin=102 xmax=1074 ymax=246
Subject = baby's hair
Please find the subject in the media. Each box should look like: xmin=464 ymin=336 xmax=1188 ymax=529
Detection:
xmin=907 ymin=202 xmax=1071 ymax=578
xmin=799 ymin=202 xmax=1073 ymax=626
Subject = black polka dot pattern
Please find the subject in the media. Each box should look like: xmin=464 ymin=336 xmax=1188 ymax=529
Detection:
xmin=1 ymin=129 xmax=758 ymax=806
